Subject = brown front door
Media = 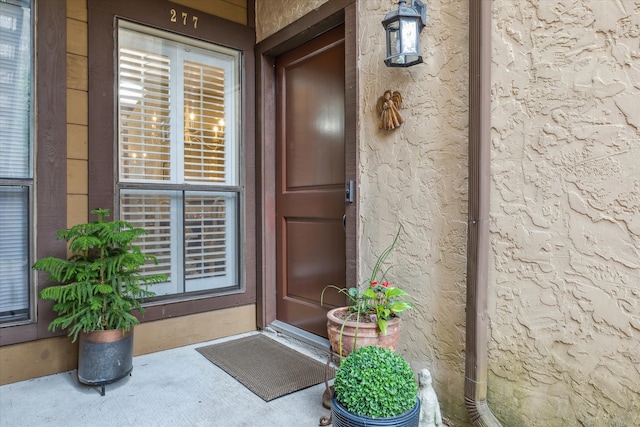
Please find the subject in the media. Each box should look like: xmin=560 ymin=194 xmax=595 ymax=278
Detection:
xmin=275 ymin=25 xmax=347 ymax=337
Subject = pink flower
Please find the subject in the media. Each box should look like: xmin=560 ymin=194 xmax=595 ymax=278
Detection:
xmin=382 ymin=282 xmax=390 ymax=288
xmin=371 ymin=281 xmax=378 ymax=287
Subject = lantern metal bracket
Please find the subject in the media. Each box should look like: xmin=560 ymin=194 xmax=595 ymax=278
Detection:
xmin=413 ymin=0 xmax=427 ymax=28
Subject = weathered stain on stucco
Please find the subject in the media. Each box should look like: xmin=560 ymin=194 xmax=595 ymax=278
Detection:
xmin=490 ymin=1 xmax=640 ymax=425
xmin=255 ymin=0 xmax=328 ymax=42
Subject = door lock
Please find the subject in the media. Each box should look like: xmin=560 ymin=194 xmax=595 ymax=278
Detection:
xmin=345 ymin=180 xmax=355 ymax=203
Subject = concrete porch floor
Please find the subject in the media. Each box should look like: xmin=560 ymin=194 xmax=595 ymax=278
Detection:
xmin=0 ymin=330 xmax=334 ymax=427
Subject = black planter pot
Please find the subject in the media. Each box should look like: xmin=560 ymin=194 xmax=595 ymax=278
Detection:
xmin=331 ymin=394 xmax=420 ymax=427
xmin=78 ymin=329 xmax=134 ymax=395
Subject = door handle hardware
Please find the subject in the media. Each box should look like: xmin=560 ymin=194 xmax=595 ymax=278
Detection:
xmin=345 ymin=180 xmax=355 ymax=203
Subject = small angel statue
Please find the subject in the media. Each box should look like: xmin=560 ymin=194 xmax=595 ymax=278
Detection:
xmin=419 ymin=368 xmax=444 ymax=427
xmin=376 ymin=90 xmax=404 ymax=131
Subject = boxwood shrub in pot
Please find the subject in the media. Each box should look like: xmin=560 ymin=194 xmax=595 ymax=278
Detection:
xmin=331 ymin=345 xmax=420 ymax=427
xmin=33 ymin=208 xmax=166 ymax=393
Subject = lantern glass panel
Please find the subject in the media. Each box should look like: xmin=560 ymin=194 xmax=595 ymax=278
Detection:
xmin=386 ymin=21 xmax=400 ymax=57
xmin=400 ymin=19 xmax=418 ymax=55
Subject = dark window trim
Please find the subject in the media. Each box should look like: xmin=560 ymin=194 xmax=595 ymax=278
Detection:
xmin=0 ymin=0 xmax=68 ymax=346
xmin=88 ymin=0 xmax=256 ymax=322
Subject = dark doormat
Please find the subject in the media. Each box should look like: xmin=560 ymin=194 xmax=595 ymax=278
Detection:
xmin=196 ymin=334 xmax=335 ymax=402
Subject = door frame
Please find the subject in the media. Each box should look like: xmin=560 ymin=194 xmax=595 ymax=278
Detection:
xmin=255 ymin=0 xmax=358 ymax=330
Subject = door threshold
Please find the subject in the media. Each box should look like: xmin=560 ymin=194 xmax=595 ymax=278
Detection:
xmin=267 ymin=320 xmax=330 ymax=354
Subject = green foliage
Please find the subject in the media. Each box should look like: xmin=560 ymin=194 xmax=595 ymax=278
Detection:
xmin=321 ymin=226 xmax=415 ymax=335
xmin=34 ymin=208 xmax=167 ymax=342
xmin=333 ymin=345 xmax=418 ymax=418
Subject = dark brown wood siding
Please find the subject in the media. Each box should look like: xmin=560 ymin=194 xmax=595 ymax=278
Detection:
xmin=0 ymin=0 xmax=68 ymax=346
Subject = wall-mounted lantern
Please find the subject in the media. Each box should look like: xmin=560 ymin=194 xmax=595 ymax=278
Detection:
xmin=382 ymin=0 xmax=427 ymax=67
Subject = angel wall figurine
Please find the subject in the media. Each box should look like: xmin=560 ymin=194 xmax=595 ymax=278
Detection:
xmin=376 ymin=90 xmax=404 ymax=131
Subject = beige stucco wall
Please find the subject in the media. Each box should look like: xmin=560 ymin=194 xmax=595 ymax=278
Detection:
xmin=489 ymin=1 xmax=640 ymax=425
xmin=257 ymin=0 xmax=640 ymax=426
xmin=356 ymin=0 xmax=470 ymax=425
xmin=255 ymin=0 xmax=328 ymax=42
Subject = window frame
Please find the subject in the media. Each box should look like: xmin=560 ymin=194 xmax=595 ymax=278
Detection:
xmin=0 ymin=0 xmax=35 ymax=325
xmin=0 ymin=0 xmax=67 ymax=346
xmin=87 ymin=0 xmax=256 ymax=322
xmin=116 ymin=21 xmax=244 ymax=298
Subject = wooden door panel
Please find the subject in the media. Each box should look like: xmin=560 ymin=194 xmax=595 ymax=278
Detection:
xmin=284 ymin=45 xmax=345 ymax=189
xmin=283 ymin=219 xmax=344 ymax=301
xmin=279 ymin=191 xmax=343 ymax=217
xmin=276 ymin=25 xmax=346 ymax=337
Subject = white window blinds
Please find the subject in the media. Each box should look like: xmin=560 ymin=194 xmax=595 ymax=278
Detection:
xmin=0 ymin=187 xmax=30 ymax=321
xmin=117 ymin=21 xmax=240 ymax=297
xmin=119 ymin=46 xmax=171 ymax=182
xmin=0 ymin=0 xmax=31 ymax=179
xmin=0 ymin=0 xmax=31 ymax=323
xmin=120 ymin=190 xmax=179 ymax=296
xmin=184 ymin=192 xmax=237 ymax=290
xmin=118 ymin=24 xmax=238 ymax=186
xmin=183 ymin=60 xmax=230 ymax=183
xmin=120 ymin=190 xmax=238 ymax=295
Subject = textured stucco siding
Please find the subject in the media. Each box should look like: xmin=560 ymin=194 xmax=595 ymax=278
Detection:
xmin=255 ymin=0 xmax=328 ymax=42
xmin=255 ymin=0 xmax=640 ymax=426
xmin=489 ymin=1 xmax=640 ymax=425
xmin=357 ymin=0 xmax=470 ymax=424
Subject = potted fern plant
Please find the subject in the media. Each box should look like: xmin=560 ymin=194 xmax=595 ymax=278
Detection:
xmin=33 ymin=208 xmax=166 ymax=395
xmin=331 ymin=345 xmax=420 ymax=426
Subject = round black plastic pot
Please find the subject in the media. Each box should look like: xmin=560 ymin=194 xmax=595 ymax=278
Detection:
xmin=331 ymin=394 xmax=420 ymax=427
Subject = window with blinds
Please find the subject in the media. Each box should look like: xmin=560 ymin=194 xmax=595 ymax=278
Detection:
xmin=0 ymin=0 xmax=32 ymax=324
xmin=117 ymin=21 xmax=241 ymax=296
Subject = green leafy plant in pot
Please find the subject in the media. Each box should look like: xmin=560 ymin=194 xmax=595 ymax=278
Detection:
xmin=33 ymin=208 xmax=166 ymax=394
xmin=331 ymin=345 xmax=420 ymax=427
xmin=322 ymin=226 xmax=415 ymax=357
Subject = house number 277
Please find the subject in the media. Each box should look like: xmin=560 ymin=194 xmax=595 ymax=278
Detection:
xmin=170 ymin=8 xmax=199 ymax=29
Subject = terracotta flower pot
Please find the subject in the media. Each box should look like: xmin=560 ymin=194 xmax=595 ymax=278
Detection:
xmin=326 ymin=306 xmax=401 ymax=357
